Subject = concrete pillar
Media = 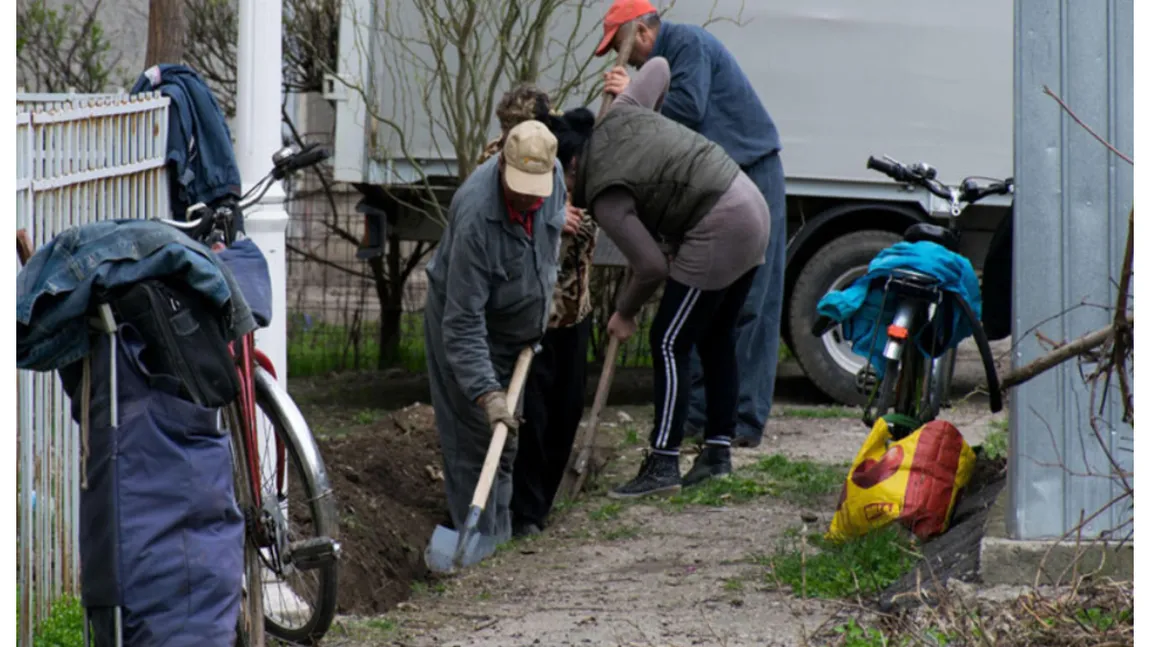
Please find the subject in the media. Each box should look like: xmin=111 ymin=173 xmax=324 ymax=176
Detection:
xmin=234 ymin=0 xmax=290 ymax=535
xmin=234 ymin=0 xmax=289 ymax=390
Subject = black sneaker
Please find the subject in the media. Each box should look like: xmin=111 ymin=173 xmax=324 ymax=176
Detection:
xmin=512 ymin=521 xmax=542 ymax=538
xmin=683 ymin=444 xmax=733 ymax=487
xmin=733 ymin=435 xmax=762 ymax=449
xmin=608 ymin=452 xmax=682 ymax=499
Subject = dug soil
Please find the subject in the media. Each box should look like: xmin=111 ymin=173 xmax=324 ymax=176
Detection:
xmin=314 ymin=403 xmax=448 ymax=615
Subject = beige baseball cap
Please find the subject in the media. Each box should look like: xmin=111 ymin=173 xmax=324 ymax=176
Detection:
xmin=501 ymin=120 xmax=558 ymax=198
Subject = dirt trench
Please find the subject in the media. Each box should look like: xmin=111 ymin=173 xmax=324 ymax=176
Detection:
xmin=293 ymin=374 xmax=1007 ymax=646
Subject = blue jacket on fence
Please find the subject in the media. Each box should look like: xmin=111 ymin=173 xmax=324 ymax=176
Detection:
xmin=131 ymin=64 xmax=243 ymax=218
xmin=16 ymin=219 xmax=258 ymax=372
xmin=816 ymin=241 xmax=983 ymax=377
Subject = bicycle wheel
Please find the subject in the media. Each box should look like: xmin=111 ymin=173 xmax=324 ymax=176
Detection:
xmin=225 ymin=402 xmax=266 ymax=647
xmin=252 ymin=366 xmax=340 ymax=644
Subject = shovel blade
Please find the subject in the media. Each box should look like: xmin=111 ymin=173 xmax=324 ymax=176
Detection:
xmin=424 ymin=524 xmax=499 ymax=574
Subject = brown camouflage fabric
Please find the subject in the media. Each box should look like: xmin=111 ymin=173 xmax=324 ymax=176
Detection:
xmin=478 ymin=85 xmax=598 ymax=329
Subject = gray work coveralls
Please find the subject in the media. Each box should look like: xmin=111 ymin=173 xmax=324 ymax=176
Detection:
xmin=423 ymin=155 xmax=566 ymax=550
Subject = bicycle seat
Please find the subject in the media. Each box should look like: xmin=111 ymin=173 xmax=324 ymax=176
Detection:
xmin=881 ymin=269 xmax=942 ymax=301
xmin=903 ymin=223 xmax=959 ymax=253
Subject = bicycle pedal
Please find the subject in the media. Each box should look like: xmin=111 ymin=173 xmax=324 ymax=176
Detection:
xmin=855 ymin=366 xmax=880 ymax=394
xmin=287 ymin=537 xmax=341 ymax=570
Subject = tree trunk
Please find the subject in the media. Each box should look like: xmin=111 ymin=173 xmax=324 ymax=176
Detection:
xmin=144 ymin=0 xmax=187 ymax=68
xmin=369 ymin=234 xmax=408 ymax=369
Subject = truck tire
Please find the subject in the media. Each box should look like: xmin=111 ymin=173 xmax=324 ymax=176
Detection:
xmin=789 ymin=230 xmax=901 ymax=406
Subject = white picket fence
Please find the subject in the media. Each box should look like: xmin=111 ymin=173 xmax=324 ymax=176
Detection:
xmin=15 ymin=91 xmax=171 ymax=645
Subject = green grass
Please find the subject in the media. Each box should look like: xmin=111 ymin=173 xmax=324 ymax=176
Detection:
xmin=752 ymin=454 xmax=848 ymax=504
xmin=287 ymin=312 xmax=427 ymax=378
xmin=666 ymin=474 xmax=773 ymax=507
xmin=657 ymin=454 xmax=846 ymax=510
xmin=17 ymin=595 xmax=84 ymax=647
xmin=722 ymin=577 xmax=745 ymax=592
xmin=1076 ymin=607 xmax=1133 ymax=632
xmin=589 ymin=501 xmax=624 ymax=521
xmin=409 ymin=580 xmax=447 ymax=596
xmin=286 ymin=316 xmax=799 ymax=379
xmin=834 ymin=618 xmax=891 ymax=647
xmin=761 ymin=525 xmax=919 ymax=599
xmin=602 ymin=525 xmax=641 ymax=540
xmin=622 ymin=426 xmax=643 ymax=446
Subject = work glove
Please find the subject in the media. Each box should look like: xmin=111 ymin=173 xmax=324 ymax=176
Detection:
xmin=479 ymin=390 xmax=519 ymax=434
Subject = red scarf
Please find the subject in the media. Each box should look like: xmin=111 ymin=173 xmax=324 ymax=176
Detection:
xmin=504 ymin=194 xmax=544 ymax=238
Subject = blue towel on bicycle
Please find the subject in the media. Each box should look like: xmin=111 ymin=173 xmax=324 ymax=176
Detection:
xmin=816 ymin=241 xmax=982 ymax=376
xmin=217 ymin=238 xmax=272 ymax=327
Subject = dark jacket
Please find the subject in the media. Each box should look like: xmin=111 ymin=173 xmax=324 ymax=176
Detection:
xmin=424 ymin=156 xmax=567 ymax=403
xmin=573 ymin=104 xmax=741 ymax=243
xmin=16 ymin=219 xmax=257 ymax=372
xmin=131 ymin=64 xmax=243 ymax=218
xmin=650 ymin=21 xmax=781 ymax=167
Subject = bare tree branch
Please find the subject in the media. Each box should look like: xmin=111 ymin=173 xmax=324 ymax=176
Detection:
xmin=1043 ymin=85 xmax=1134 ymax=165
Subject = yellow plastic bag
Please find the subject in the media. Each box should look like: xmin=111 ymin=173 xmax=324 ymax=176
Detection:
xmin=826 ymin=417 xmax=976 ymax=543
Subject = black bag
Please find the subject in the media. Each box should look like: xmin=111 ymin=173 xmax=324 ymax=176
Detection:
xmin=106 ymin=279 xmax=240 ymax=408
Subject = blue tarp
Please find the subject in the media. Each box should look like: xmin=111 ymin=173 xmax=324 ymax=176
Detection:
xmin=59 ymin=326 xmax=244 ymax=646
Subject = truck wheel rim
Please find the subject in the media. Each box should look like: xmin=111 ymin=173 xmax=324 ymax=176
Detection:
xmin=822 ymin=267 xmax=867 ymax=377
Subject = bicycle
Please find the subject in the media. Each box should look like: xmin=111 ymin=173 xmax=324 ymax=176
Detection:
xmin=812 ymin=155 xmax=1008 ymax=439
xmin=159 ymin=143 xmax=340 ymax=646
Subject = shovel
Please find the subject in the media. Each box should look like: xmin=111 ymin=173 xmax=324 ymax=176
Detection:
xmin=552 ymin=21 xmax=639 ymax=503
xmin=425 ymin=346 xmax=537 ymax=573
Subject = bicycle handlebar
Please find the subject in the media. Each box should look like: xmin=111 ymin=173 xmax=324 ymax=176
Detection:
xmin=159 ymin=144 xmax=330 ymax=243
xmin=866 ymin=155 xmax=1012 ymax=206
xmin=271 ymin=143 xmax=331 ymax=181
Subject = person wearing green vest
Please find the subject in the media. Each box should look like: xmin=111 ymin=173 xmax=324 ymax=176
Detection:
xmin=546 ymin=56 xmax=771 ymax=498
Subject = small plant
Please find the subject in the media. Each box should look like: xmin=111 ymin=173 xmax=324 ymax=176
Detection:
xmin=722 ymin=577 xmax=744 ymax=592
xmin=763 ymin=525 xmax=919 ymax=599
xmin=363 ymin=617 xmax=398 ymax=633
xmin=590 ymin=502 xmax=624 ymax=521
xmin=622 ymin=426 xmax=642 ymax=446
xmin=353 ymin=409 xmax=386 ymax=426
xmin=981 ymin=420 xmax=1009 ymax=460
xmin=834 ymin=618 xmax=889 ymax=647
xmin=666 ymin=475 xmax=772 ymax=508
xmin=602 ymin=525 xmax=640 ymax=541
xmin=753 ymin=454 xmax=847 ymax=504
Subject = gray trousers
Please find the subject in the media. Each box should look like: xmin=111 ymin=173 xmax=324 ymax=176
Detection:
xmin=423 ymin=312 xmax=518 ymax=550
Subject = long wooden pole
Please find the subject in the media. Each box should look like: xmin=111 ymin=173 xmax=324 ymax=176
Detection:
xmin=555 ymin=21 xmax=639 ymax=504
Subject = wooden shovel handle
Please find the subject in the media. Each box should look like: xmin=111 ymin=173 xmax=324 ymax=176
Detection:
xmin=570 ymin=335 xmax=620 ymax=496
xmin=17 ymin=230 xmax=34 ymax=265
xmin=596 ymin=21 xmax=638 ymax=122
xmin=556 ymin=334 xmax=621 ymax=502
xmin=470 ymin=347 xmax=537 ymax=509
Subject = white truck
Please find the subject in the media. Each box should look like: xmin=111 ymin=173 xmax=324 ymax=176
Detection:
xmin=323 ymin=0 xmax=1013 ymax=405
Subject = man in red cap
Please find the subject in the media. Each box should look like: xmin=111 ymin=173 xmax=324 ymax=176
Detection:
xmin=594 ymin=0 xmax=787 ymax=481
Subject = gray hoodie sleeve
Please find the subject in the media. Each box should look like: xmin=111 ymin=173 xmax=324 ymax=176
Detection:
xmin=613 ymin=56 xmax=671 ymax=112
xmin=592 ymin=188 xmax=669 ymax=318
xmin=440 ymin=222 xmax=502 ymax=402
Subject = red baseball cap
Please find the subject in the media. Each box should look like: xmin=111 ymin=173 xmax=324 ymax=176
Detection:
xmin=594 ymin=0 xmax=658 ymax=57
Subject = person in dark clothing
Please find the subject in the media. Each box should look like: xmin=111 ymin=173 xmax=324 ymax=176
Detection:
xmin=596 ymin=0 xmax=788 ymax=451
xmin=479 ymin=85 xmax=600 ymax=538
xmin=423 ymin=120 xmax=567 ymax=559
xmin=548 ymin=57 xmax=770 ymax=499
